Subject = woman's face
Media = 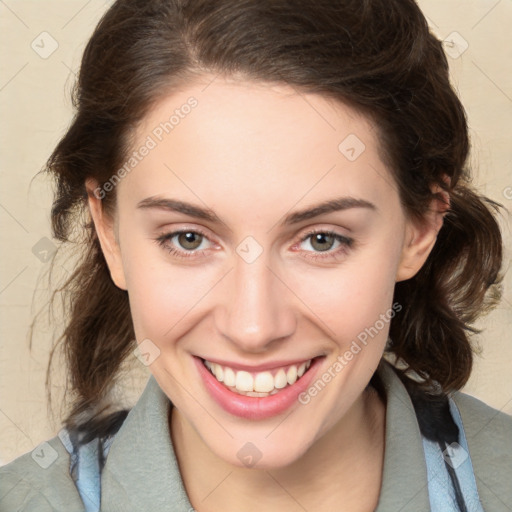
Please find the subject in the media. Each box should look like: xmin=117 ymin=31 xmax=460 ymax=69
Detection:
xmin=90 ymin=77 xmax=437 ymax=468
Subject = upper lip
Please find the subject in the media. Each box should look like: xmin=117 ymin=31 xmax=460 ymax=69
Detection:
xmin=198 ymin=355 xmax=320 ymax=372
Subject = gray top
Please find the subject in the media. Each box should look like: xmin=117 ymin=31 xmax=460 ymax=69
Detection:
xmin=1 ymin=361 xmax=511 ymax=511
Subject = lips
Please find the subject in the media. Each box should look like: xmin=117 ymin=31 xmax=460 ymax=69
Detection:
xmin=203 ymin=358 xmax=313 ymax=396
xmin=194 ymin=355 xmax=323 ymax=420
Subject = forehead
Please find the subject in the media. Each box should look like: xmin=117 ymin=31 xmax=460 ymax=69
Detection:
xmin=121 ymin=77 xmax=398 ymax=215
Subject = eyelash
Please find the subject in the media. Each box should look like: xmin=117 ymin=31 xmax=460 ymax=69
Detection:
xmin=155 ymin=229 xmax=212 ymax=260
xmin=298 ymin=229 xmax=353 ymax=261
xmin=155 ymin=228 xmax=353 ymax=261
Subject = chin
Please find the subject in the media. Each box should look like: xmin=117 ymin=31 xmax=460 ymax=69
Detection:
xmin=204 ymin=428 xmax=318 ymax=471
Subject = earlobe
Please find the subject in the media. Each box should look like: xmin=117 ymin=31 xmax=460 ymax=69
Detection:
xmin=85 ymin=178 xmax=127 ymax=290
xmin=396 ymin=187 xmax=449 ymax=282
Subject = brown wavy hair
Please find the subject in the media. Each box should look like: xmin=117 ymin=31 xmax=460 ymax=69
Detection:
xmin=44 ymin=0 xmax=503 ymax=440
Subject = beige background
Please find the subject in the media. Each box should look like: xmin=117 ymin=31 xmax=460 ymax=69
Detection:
xmin=0 ymin=0 xmax=511 ymax=466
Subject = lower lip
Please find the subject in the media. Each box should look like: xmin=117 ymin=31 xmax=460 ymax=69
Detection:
xmin=194 ymin=356 xmax=323 ymax=420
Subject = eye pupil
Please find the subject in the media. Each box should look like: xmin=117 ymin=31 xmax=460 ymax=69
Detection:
xmin=311 ymin=233 xmax=334 ymax=252
xmin=178 ymin=232 xmax=202 ymax=250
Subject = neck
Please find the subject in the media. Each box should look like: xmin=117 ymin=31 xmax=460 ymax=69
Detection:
xmin=170 ymin=386 xmax=386 ymax=512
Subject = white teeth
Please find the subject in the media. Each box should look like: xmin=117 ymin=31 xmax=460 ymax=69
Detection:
xmin=274 ymin=369 xmax=288 ymax=389
xmin=203 ymin=358 xmax=313 ymax=395
xmin=235 ymin=371 xmax=254 ymax=392
xmin=213 ymin=363 xmax=223 ymax=382
xmin=245 ymin=390 xmax=274 ymax=397
xmin=286 ymin=365 xmax=298 ymax=385
xmin=224 ymin=367 xmax=236 ymax=387
xmin=254 ymin=372 xmax=275 ymax=393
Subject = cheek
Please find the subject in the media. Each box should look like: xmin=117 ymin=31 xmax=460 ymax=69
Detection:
xmin=120 ymin=220 xmax=404 ymax=347
xmin=120 ymin=238 xmax=217 ymax=341
xmin=286 ymin=247 xmax=401 ymax=344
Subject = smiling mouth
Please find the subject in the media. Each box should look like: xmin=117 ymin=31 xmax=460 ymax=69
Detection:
xmin=201 ymin=358 xmax=316 ymax=397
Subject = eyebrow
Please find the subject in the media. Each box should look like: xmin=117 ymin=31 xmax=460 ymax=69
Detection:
xmin=283 ymin=197 xmax=376 ymax=224
xmin=136 ymin=196 xmax=376 ymax=226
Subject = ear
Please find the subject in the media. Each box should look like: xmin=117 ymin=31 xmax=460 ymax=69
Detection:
xmin=396 ymin=184 xmax=450 ymax=282
xmin=85 ymin=178 xmax=127 ymax=290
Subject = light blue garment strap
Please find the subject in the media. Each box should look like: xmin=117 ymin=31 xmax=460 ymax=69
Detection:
xmin=422 ymin=398 xmax=484 ymax=512
xmin=58 ymin=428 xmax=116 ymax=512
xmin=57 ymin=397 xmax=484 ymax=512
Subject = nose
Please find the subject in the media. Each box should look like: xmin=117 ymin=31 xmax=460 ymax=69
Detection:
xmin=214 ymin=252 xmax=297 ymax=353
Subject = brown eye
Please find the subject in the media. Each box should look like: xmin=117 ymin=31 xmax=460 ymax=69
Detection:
xmin=297 ymin=230 xmax=353 ymax=262
xmin=177 ymin=232 xmax=203 ymax=250
xmin=309 ymin=233 xmax=336 ymax=252
xmin=155 ymin=229 xmax=212 ymax=259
